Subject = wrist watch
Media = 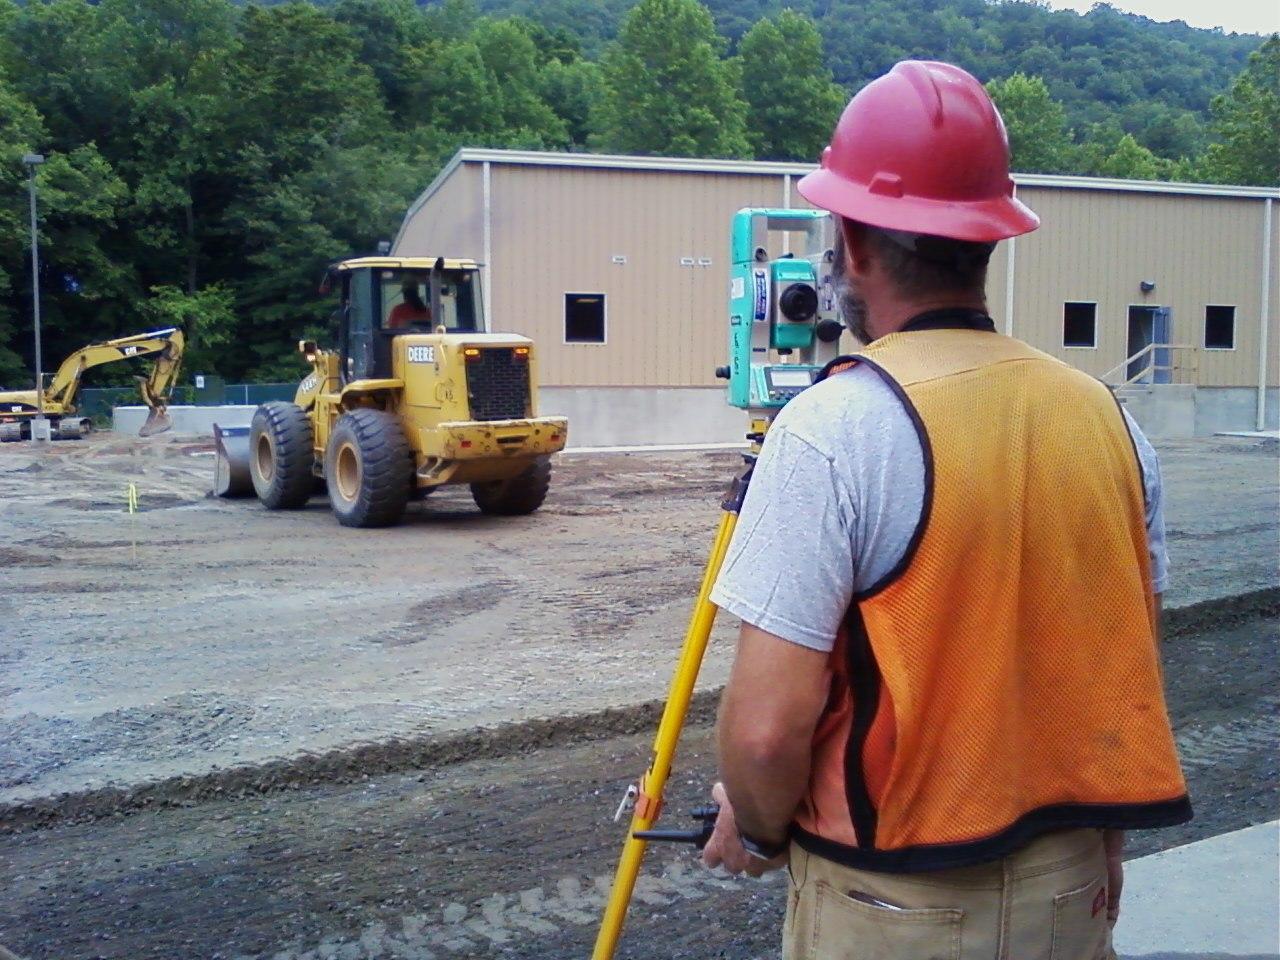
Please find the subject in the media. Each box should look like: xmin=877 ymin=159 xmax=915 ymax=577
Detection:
xmin=738 ymin=828 xmax=788 ymax=861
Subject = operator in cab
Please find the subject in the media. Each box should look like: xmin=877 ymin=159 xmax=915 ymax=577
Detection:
xmin=387 ymin=274 xmax=432 ymax=329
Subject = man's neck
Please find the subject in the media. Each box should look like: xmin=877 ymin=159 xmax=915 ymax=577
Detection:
xmin=868 ymin=294 xmax=988 ymax=339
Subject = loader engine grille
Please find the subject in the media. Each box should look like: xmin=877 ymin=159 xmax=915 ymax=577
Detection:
xmin=465 ymin=348 xmax=531 ymax=421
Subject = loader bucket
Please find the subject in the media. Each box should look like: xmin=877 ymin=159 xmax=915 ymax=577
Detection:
xmin=139 ymin=406 xmax=173 ymax=438
xmin=213 ymin=423 xmax=254 ymax=498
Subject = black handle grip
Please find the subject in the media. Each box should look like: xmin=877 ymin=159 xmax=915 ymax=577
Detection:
xmin=632 ymin=804 xmax=720 ymax=849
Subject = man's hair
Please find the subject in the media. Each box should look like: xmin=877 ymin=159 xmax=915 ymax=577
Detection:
xmin=842 ymin=217 xmax=994 ymax=298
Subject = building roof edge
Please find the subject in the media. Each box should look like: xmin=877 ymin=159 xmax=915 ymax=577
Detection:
xmin=396 ymin=150 xmax=1279 ymax=235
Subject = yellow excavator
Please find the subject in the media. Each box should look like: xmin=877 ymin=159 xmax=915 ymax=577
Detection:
xmin=0 ymin=327 xmax=185 ymax=441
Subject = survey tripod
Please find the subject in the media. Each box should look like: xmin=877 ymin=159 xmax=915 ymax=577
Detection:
xmin=591 ymin=208 xmax=842 ymax=960
xmin=589 ymin=444 xmax=756 ymax=960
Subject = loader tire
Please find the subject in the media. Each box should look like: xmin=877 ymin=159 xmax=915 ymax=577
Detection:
xmin=250 ymin=401 xmax=315 ymax=510
xmin=470 ymin=456 xmax=551 ymax=516
xmin=325 ymin=409 xmax=412 ymax=528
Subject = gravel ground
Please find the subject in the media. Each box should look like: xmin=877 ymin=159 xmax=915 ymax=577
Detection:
xmin=0 ymin=613 xmax=1274 ymax=960
xmin=0 ymin=433 xmax=1276 ymax=806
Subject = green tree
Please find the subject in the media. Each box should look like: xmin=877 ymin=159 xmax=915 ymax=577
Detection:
xmin=333 ymin=0 xmax=432 ymax=119
xmin=0 ymin=75 xmax=45 ymax=383
xmin=143 ymin=282 xmax=236 ymax=375
xmin=738 ymin=10 xmax=846 ymax=162
xmin=1093 ymin=133 xmax=1170 ymax=180
xmin=539 ymin=57 xmax=602 ymax=148
xmin=473 ymin=18 xmax=570 ymax=148
xmin=592 ymin=0 xmax=751 ymax=158
xmin=1200 ymin=35 xmax=1279 ymax=186
xmin=985 ymin=73 xmax=1074 ymax=174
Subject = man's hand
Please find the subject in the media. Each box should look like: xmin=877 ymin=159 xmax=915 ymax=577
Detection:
xmin=701 ymin=782 xmax=787 ymax=877
xmin=1104 ymin=829 xmax=1124 ymax=927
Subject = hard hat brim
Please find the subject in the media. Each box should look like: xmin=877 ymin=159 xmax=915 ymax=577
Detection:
xmin=797 ymin=168 xmax=1040 ymax=243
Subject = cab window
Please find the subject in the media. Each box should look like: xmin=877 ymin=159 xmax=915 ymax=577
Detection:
xmin=378 ymin=270 xmax=482 ymax=333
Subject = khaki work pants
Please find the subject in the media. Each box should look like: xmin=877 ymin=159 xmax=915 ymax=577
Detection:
xmin=783 ymin=830 xmax=1117 ymax=960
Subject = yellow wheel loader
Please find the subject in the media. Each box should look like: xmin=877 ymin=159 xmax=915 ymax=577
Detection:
xmin=215 ymin=257 xmax=567 ymax=528
xmin=0 ymin=327 xmax=185 ymax=441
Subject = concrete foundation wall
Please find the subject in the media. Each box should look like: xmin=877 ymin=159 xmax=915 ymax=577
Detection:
xmin=117 ymin=385 xmax=1278 ymax=446
xmin=539 ymin=387 xmax=745 ymax=447
xmin=1120 ymin=386 xmax=1278 ymax=439
xmin=1193 ymin=387 xmax=1279 ymax=436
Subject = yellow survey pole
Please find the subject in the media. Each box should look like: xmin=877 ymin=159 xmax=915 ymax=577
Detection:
xmin=591 ymin=491 xmax=744 ymax=960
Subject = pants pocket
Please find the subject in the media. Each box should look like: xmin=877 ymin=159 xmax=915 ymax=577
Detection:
xmin=810 ymin=881 xmax=963 ymax=960
xmin=1049 ymin=877 xmax=1111 ymax=960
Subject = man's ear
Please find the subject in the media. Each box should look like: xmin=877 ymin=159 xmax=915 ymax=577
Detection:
xmin=841 ymin=218 xmax=874 ymax=281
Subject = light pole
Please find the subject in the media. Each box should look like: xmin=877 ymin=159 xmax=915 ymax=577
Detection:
xmin=22 ymin=152 xmax=49 ymax=442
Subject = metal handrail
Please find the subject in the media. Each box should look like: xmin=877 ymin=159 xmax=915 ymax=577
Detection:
xmin=1102 ymin=342 xmax=1198 ymax=389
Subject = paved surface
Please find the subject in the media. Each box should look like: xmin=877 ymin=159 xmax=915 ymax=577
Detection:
xmin=1115 ymin=820 xmax=1280 ymax=956
xmin=0 ymin=611 xmax=1274 ymax=960
xmin=1 ymin=434 xmax=1276 ymax=806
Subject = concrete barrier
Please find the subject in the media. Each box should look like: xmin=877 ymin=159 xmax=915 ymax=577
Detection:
xmin=114 ymin=405 xmax=256 ymax=437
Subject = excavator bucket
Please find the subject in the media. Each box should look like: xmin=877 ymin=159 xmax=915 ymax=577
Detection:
xmin=138 ymin=406 xmax=173 ymax=438
xmin=136 ymin=374 xmax=175 ymax=438
xmin=213 ymin=423 xmax=254 ymax=498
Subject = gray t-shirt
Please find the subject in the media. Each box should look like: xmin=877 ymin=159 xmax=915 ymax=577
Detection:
xmin=709 ymin=363 xmax=1169 ymax=653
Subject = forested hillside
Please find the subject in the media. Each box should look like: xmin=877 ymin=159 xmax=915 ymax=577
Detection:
xmin=0 ymin=0 xmax=1274 ymax=385
xmin=483 ymin=0 xmax=1265 ymax=164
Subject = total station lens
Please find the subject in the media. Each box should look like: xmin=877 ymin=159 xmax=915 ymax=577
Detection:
xmin=779 ymin=283 xmax=819 ymax=323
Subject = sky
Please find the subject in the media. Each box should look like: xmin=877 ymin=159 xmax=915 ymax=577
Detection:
xmin=1042 ymin=0 xmax=1279 ymax=35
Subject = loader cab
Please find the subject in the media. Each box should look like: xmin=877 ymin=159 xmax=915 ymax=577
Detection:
xmin=335 ymin=257 xmax=485 ymax=383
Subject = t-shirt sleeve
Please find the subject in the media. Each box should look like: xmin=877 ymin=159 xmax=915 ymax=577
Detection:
xmin=1122 ymin=409 xmax=1170 ymax=594
xmin=709 ymin=425 xmax=856 ymax=653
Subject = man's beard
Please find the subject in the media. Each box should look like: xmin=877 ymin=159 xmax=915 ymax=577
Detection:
xmin=831 ymin=230 xmax=871 ymax=344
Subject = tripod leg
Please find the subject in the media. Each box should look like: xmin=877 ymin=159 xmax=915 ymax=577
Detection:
xmin=591 ymin=508 xmax=739 ymax=960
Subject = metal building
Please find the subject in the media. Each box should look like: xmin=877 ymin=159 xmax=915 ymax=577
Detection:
xmin=393 ymin=148 xmax=1278 ymax=445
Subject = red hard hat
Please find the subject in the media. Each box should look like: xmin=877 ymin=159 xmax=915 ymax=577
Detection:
xmin=797 ymin=61 xmax=1039 ymax=242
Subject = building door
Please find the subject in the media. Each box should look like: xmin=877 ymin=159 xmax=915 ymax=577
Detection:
xmin=1127 ymin=305 xmax=1169 ymax=383
xmin=1152 ymin=307 xmax=1171 ymax=383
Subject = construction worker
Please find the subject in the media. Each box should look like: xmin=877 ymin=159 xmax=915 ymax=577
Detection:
xmin=702 ymin=61 xmax=1190 ymax=958
xmin=388 ymin=275 xmax=431 ymax=328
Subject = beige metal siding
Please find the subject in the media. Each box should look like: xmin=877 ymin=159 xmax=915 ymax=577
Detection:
xmin=393 ymin=163 xmax=483 ymax=261
xmin=400 ymin=154 xmax=1275 ymax=390
xmin=1011 ymin=187 xmax=1271 ymax=386
xmin=488 ymin=165 xmax=788 ymax=386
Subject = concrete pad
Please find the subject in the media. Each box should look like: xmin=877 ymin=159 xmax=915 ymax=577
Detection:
xmin=1116 ymin=821 xmax=1280 ymax=957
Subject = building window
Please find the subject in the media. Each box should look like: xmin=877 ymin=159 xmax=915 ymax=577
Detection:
xmin=1063 ymin=301 xmax=1097 ymax=348
xmin=565 ymin=293 xmax=606 ymax=343
xmin=1204 ymin=305 xmax=1235 ymax=350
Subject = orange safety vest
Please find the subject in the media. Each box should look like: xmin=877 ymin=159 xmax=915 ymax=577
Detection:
xmin=792 ymin=323 xmax=1191 ymax=873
